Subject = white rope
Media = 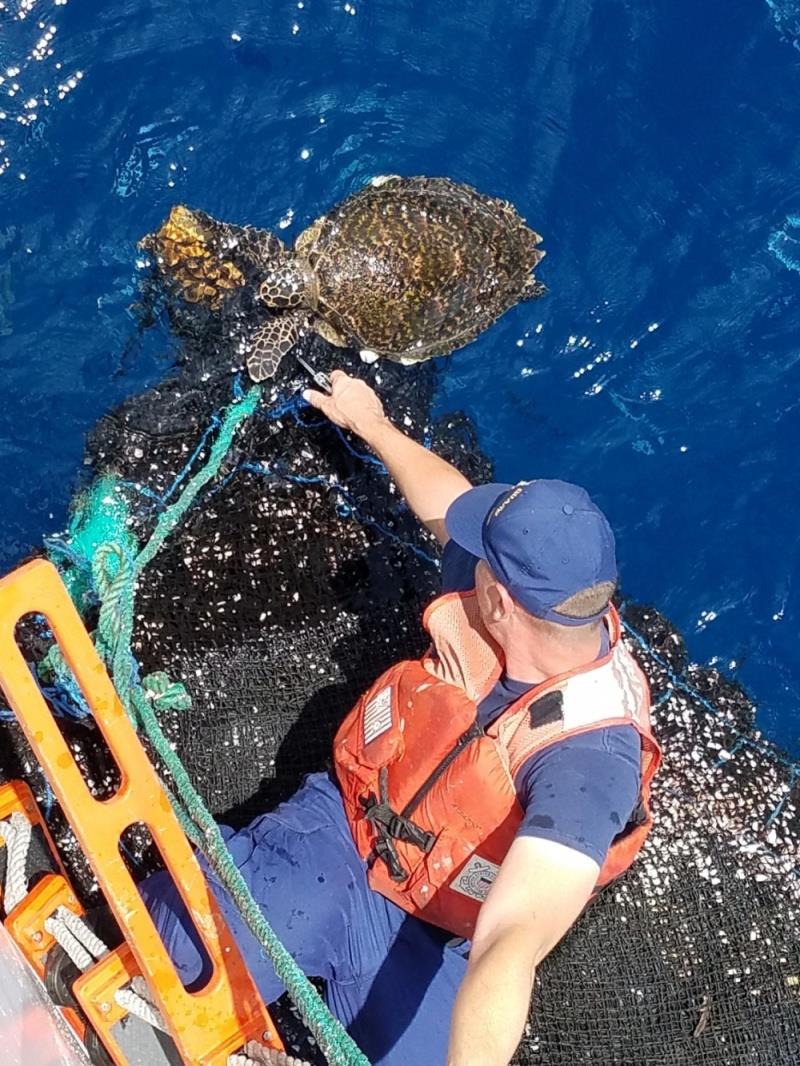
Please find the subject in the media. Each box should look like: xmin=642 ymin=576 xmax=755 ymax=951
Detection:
xmin=0 ymin=814 xmax=176 ymax=1044
xmin=0 ymin=815 xmax=106 ymax=976
xmin=0 ymin=816 xmax=251 ymax=1049
xmin=0 ymin=812 xmax=33 ymax=912
xmin=54 ymin=904 xmax=109 ymax=959
xmin=130 ymin=975 xmax=155 ymax=1001
xmin=114 ymin=986 xmax=169 ymax=1033
xmin=44 ymin=912 xmax=95 ymax=971
xmin=44 ymin=904 xmax=112 ymax=975
xmin=43 ymin=910 xmax=169 ymax=1034
xmin=45 ymin=906 xmax=169 ymax=1034
xmin=227 ymin=1043 xmax=311 ymax=1066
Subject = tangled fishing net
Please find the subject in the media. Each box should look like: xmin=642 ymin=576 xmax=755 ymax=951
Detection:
xmin=0 ymin=267 xmax=798 ymax=1065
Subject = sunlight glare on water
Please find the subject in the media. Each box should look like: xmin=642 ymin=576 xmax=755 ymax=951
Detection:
xmin=0 ymin=0 xmax=799 ymax=749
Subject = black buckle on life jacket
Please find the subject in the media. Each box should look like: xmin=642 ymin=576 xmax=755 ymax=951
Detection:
xmin=361 ymin=769 xmax=435 ymax=883
xmin=371 ymin=831 xmax=408 ymax=882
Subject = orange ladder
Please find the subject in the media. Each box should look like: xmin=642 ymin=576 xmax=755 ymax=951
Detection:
xmin=0 ymin=558 xmax=280 ymax=1064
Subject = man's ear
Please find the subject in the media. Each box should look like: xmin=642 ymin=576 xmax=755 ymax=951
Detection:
xmin=494 ymin=580 xmax=517 ymax=620
xmin=482 ymin=581 xmax=504 ymax=623
xmin=481 ymin=566 xmax=515 ymax=623
xmin=476 ymin=561 xmax=514 ymax=624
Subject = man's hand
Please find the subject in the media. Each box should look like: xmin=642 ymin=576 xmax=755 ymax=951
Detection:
xmin=447 ymin=836 xmax=599 ymax=1066
xmin=303 ymin=369 xmax=471 ymax=544
xmin=303 ymin=370 xmax=387 ymax=439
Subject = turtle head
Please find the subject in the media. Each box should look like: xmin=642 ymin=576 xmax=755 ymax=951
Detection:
xmin=139 ymin=205 xmax=245 ymax=308
xmin=258 ymin=253 xmax=308 ymax=310
xmin=139 ymin=205 xmax=210 ymax=257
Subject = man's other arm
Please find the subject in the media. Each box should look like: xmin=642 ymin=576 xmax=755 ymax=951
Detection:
xmin=447 ymin=836 xmax=599 ymax=1066
xmin=304 ymin=370 xmax=471 ymax=544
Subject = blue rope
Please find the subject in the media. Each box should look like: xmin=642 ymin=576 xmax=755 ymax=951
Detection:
xmin=115 ymin=480 xmax=164 ymax=504
xmin=0 ymin=613 xmax=93 ymax=722
xmin=649 ymin=686 xmax=674 ymax=711
xmin=240 ymin=461 xmax=439 ymax=567
xmin=263 ymin=393 xmax=310 ymax=424
xmin=0 ymin=676 xmax=93 ymax=723
xmin=766 ymin=765 xmax=800 ymax=828
xmin=621 ymin=616 xmax=800 ymax=828
xmin=259 ymin=391 xmax=391 ymax=474
xmin=158 ymin=414 xmax=222 ymax=504
xmin=623 ymin=616 xmax=799 ymax=765
xmin=108 ymin=390 xmax=407 ymax=581
xmin=329 ymin=424 xmax=389 ymax=473
xmin=117 ymin=416 xmax=223 ymax=510
xmin=621 ymin=618 xmax=725 ymax=722
xmin=43 ymin=537 xmax=95 ymax=575
xmin=43 ymin=682 xmax=91 ymax=720
xmin=42 ymin=782 xmax=55 ymax=821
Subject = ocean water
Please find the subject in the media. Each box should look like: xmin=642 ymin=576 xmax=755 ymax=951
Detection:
xmin=0 ymin=0 xmax=798 ymax=750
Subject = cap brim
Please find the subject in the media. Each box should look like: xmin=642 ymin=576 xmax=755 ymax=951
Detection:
xmin=445 ymin=483 xmax=514 ymax=559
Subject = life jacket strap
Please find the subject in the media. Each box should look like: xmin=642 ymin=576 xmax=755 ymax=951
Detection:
xmin=361 ymin=768 xmax=435 ymax=882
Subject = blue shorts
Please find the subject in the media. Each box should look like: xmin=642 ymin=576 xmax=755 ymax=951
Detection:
xmin=141 ymin=772 xmax=469 ymax=1066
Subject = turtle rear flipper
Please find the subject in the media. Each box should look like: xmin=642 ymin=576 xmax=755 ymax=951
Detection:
xmin=369 ymin=174 xmax=402 ymax=188
xmin=245 ymin=310 xmax=310 ymax=382
xmin=522 ymin=275 xmax=547 ymax=301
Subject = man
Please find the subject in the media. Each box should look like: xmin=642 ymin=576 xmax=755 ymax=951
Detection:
xmin=144 ymin=370 xmax=660 ymax=1066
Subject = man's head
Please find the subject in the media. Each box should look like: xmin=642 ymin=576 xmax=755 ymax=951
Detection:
xmin=445 ymin=480 xmax=617 ymax=645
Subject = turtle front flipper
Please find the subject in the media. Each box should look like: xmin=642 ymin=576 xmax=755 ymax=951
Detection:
xmin=245 ymin=310 xmax=310 ymax=382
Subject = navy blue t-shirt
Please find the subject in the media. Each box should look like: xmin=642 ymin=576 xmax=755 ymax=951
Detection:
xmin=442 ymin=541 xmax=641 ymax=868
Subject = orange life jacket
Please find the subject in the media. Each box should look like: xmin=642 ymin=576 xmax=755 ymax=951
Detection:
xmin=334 ymin=591 xmax=662 ymax=939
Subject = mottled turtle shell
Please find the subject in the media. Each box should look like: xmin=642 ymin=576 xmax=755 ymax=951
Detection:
xmin=295 ymin=176 xmax=545 ymax=362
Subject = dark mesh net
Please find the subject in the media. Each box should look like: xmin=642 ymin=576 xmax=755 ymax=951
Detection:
xmin=0 ymin=286 xmax=797 ymax=1065
xmin=517 ymin=608 xmax=800 ymax=1064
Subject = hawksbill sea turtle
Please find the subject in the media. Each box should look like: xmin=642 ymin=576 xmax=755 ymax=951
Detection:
xmin=140 ymin=175 xmax=546 ymax=382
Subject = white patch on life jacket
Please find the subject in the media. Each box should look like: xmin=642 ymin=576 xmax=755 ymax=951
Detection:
xmin=363 ymin=685 xmax=393 ymax=746
xmin=610 ymin=646 xmax=647 ymax=719
xmin=560 ymin=645 xmax=641 ymax=731
xmin=449 ymin=855 xmax=500 ymax=903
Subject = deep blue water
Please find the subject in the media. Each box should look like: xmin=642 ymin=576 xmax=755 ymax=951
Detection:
xmin=1 ymin=0 xmax=799 ymax=750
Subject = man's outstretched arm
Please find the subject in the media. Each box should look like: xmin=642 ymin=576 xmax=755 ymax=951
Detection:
xmin=304 ymin=370 xmax=471 ymax=544
xmin=447 ymin=836 xmax=599 ymax=1066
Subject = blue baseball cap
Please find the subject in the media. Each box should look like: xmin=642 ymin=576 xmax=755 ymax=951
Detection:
xmin=445 ymin=479 xmax=617 ymax=626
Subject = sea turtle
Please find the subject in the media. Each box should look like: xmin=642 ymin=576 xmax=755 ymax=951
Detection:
xmin=140 ymin=176 xmax=546 ymax=382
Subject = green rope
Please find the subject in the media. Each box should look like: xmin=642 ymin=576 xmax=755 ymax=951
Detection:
xmin=45 ymin=473 xmax=138 ymax=612
xmin=39 ymin=641 xmax=69 ymax=685
xmin=128 ymin=687 xmax=369 ymax=1066
xmin=38 ymin=641 xmax=90 ymax=716
xmin=87 ymin=385 xmax=371 ymax=1066
xmin=142 ymin=672 xmax=193 ymax=713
